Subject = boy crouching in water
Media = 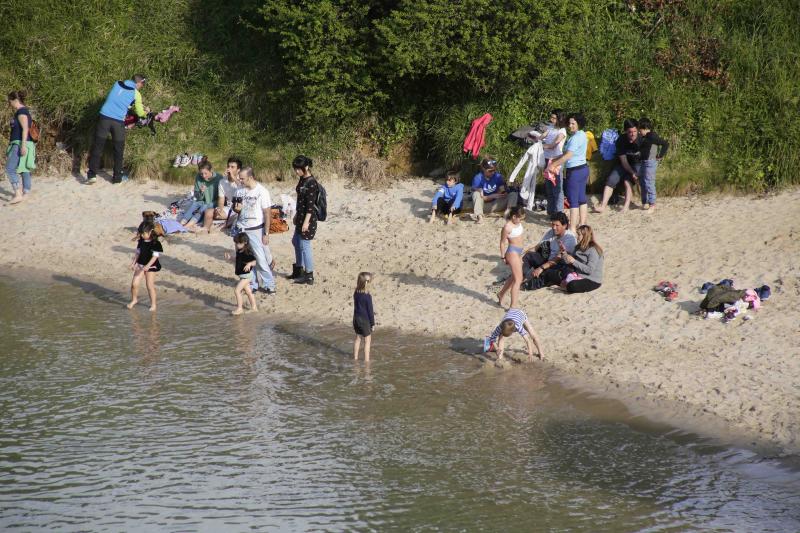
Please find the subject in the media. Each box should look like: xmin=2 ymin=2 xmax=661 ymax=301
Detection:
xmin=483 ymin=308 xmax=544 ymax=363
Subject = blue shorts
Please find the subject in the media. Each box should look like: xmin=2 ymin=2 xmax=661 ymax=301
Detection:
xmin=238 ymin=271 xmax=253 ymax=281
xmin=506 ymin=245 xmax=523 ymax=256
xmin=564 ymin=165 xmax=589 ymax=207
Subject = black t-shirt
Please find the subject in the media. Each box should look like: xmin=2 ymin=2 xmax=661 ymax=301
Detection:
xmin=137 ymin=238 xmax=163 ymax=271
xmin=615 ymin=135 xmax=642 ymax=165
xmin=235 ymin=248 xmax=256 ymax=275
xmin=10 ymin=107 xmax=31 ymax=142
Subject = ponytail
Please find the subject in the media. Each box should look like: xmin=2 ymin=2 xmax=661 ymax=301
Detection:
xmin=7 ymin=91 xmax=26 ymax=104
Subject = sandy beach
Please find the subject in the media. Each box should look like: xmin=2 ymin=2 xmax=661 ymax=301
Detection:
xmin=1 ymin=173 xmax=798 ymax=454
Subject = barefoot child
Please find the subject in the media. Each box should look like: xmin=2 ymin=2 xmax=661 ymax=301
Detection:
xmin=229 ymin=233 xmax=258 ymax=315
xmin=353 ymin=272 xmax=375 ymax=361
xmin=483 ymin=308 xmax=544 ymax=363
xmin=127 ymin=222 xmax=162 ymax=311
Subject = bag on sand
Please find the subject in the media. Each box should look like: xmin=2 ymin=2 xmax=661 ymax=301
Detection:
xmin=268 ymin=206 xmax=289 ymax=234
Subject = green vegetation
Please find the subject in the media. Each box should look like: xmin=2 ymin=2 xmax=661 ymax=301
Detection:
xmin=1 ymin=0 xmax=797 ymax=191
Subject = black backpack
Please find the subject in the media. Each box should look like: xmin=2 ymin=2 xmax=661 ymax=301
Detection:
xmin=314 ymin=180 xmax=327 ymax=221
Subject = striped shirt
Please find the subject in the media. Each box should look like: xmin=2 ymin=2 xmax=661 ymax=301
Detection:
xmin=489 ymin=309 xmax=528 ymax=343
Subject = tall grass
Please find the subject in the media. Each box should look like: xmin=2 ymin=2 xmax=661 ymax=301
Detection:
xmin=0 ymin=0 xmax=797 ymax=192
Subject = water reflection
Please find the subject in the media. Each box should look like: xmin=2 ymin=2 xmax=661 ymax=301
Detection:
xmin=130 ymin=310 xmax=161 ymax=364
xmin=0 ymin=275 xmax=799 ymax=531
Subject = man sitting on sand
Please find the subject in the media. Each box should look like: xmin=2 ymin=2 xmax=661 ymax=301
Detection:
xmin=483 ymin=308 xmax=544 ymax=363
xmin=521 ymin=211 xmax=577 ymax=289
xmin=470 ymin=157 xmax=518 ymax=222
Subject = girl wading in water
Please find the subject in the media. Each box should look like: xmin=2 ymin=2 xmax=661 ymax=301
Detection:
xmin=289 ymin=155 xmax=319 ymax=285
xmin=353 ymin=272 xmax=375 ymax=361
xmin=127 ymin=222 xmax=163 ymax=311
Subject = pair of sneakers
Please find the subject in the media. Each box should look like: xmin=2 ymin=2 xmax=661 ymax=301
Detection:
xmin=172 ymin=153 xmax=204 ymax=168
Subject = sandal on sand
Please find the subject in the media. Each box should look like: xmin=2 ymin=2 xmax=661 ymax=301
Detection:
xmin=665 ymin=289 xmax=679 ymax=301
xmin=654 ymin=280 xmax=677 ymax=293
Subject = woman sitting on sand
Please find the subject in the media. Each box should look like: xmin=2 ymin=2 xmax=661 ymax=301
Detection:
xmin=497 ymin=206 xmax=526 ymax=309
xmin=557 ymin=225 xmax=604 ymax=293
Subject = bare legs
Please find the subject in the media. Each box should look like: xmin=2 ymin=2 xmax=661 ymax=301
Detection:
xmin=8 ymin=188 xmax=25 ymax=204
xmin=354 ymin=334 xmax=371 ymax=361
xmin=622 ymin=181 xmax=633 ymax=211
xmin=128 ymin=269 xmax=157 ymax=311
xmin=594 ymin=185 xmax=614 ymax=213
xmin=232 ymin=278 xmax=258 ymax=315
xmin=497 ymin=252 xmax=523 ymax=309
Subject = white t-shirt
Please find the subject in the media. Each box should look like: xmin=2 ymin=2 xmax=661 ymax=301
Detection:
xmin=542 ymin=127 xmax=567 ymax=160
xmin=236 ymin=183 xmax=271 ymax=228
xmin=220 ymin=178 xmax=238 ymax=204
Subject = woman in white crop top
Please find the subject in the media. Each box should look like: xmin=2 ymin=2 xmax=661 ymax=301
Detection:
xmin=498 ymin=206 xmax=527 ymax=309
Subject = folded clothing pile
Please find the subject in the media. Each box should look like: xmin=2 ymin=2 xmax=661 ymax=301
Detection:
xmin=698 ymin=279 xmax=771 ymax=322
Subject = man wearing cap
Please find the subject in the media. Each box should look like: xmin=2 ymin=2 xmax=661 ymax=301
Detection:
xmin=86 ymin=74 xmax=149 ymax=184
xmin=470 ymin=158 xmax=518 ymax=222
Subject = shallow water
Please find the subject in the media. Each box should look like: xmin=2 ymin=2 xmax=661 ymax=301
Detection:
xmin=1 ymin=275 xmax=799 ymax=531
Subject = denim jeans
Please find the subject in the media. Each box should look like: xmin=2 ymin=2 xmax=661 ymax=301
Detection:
xmin=181 ymin=201 xmax=211 ymax=224
xmin=292 ymin=229 xmax=314 ymax=272
xmin=242 ymin=228 xmax=275 ymax=291
xmin=5 ymin=144 xmax=32 ymax=193
xmin=638 ymin=160 xmax=658 ymax=205
xmin=544 ymin=163 xmax=563 ymax=215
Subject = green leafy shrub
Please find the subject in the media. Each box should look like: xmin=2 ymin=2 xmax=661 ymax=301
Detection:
xmin=0 ymin=0 xmax=796 ymax=192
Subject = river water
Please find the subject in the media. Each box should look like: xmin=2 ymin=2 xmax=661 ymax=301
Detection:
xmin=1 ymin=274 xmax=799 ymax=531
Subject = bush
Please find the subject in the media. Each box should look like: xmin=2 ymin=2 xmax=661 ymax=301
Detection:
xmin=0 ymin=0 xmax=797 ymax=192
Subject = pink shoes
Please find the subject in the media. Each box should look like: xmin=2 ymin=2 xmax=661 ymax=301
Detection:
xmin=654 ymin=280 xmax=679 ymax=301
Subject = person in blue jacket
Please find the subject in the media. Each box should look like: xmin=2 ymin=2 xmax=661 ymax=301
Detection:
xmin=429 ymin=170 xmax=464 ymax=225
xmin=86 ymin=74 xmax=148 ymax=184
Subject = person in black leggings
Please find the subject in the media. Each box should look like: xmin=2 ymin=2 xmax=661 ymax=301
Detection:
xmin=559 ymin=225 xmax=604 ymax=293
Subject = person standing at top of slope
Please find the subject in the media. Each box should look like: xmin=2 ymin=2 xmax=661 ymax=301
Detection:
xmin=86 ymin=74 xmax=149 ymax=184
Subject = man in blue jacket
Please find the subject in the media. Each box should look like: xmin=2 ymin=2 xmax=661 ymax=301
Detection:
xmin=86 ymin=74 xmax=148 ymax=184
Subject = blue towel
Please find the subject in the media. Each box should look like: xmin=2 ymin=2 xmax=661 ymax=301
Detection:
xmin=157 ymin=217 xmax=189 ymax=234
